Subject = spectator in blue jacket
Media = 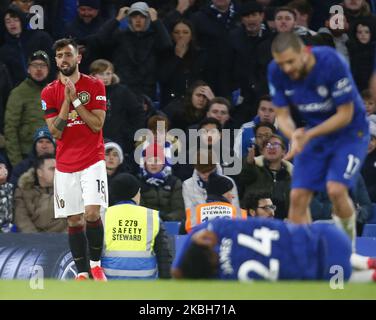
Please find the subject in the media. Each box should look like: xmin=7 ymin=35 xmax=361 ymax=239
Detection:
xmin=9 ymin=126 xmax=55 ymax=190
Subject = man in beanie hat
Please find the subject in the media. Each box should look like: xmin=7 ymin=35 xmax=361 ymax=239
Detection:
xmin=9 ymin=125 xmax=55 ymax=190
xmin=101 ymin=173 xmax=172 ymax=279
xmin=4 ymin=49 xmax=51 ymax=167
xmin=95 ymin=2 xmax=172 ymax=99
xmin=185 ymin=172 xmax=246 ymax=233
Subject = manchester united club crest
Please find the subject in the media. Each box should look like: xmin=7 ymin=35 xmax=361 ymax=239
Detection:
xmin=78 ymin=91 xmax=90 ymax=105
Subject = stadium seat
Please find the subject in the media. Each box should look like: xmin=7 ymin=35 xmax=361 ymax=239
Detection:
xmin=356 ymin=237 xmax=376 ymax=257
xmin=368 ymin=203 xmax=376 ymax=224
xmin=362 ymin=224 xmax=376 ymax=237
xmin=162 ymin=221 xmax=181 ymax=236
xmin=175 ymin=235 xmax=189 ymax=258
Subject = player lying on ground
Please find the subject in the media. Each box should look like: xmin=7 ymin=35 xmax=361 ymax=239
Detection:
xmin=171 ymin=218 xmax=376 ymax=282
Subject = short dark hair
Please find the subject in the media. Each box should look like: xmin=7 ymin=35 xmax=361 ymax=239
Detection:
xmin=179 ymin=242 xmax=218 ymax=279
xmin=198 ymin=117 xmax=222 ymax=131
xmin=243 ymin=190 xmax=273 ymax=211
xmin=207 ymin=97 xmax=232 ymax=113
xmin=361 ymin=89 xmax=372 ymax=101
xmin=254 ymin=122 xmax=277 ymax=134
xmin=274 ymin=7 xmax=297 ymax=20
xmin=53 ymin=38 xmax=78 ymax=53
xmin=33 ymin=153 xmax=55 ymax=171
xmin=288 ymin=0 xmax=313 ymax=19
xmin=258 ymin=94 xmax=272 ymax=106
xmin=271 ymin=32 xmax=304 ymax=54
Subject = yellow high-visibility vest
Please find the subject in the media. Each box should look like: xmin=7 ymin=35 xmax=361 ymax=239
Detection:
xmin=105 ymin=204 xmax=159 ymax=253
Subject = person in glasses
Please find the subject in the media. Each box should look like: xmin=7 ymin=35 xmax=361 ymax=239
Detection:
xmin=243 ymin=190 xmax=276 ymax=218
xmin=239 ymin=134 xmax=293 ymax=220
xmin=4 ymin=50 xmax=51 ymax=167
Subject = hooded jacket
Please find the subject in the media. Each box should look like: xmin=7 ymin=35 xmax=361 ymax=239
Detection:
xmin=0 ymin=5 xmax=54 ymax=87
xmin=14 ymin=168 xmax=67 ymax=233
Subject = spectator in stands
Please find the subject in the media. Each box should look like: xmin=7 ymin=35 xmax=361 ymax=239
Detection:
xmin=190 ymin=0 xmax=240 ymax=97
xmin=4 ymin=50 xmax=50 ymax=167
xmin=166 ymin=80 xmax=214 ymax=131
xmin=197 ymin=117 xmax=235 ymax=171
xmin=0 ymin=154 xmax=13 ymax=233
xmin=205 ymin=97 xmax=233 ymax=129
xmin=229 ymin=1 xmax=269 ymax=110
xmin=105 ymin=141 xmax=126 ymax=188
xmin=90 ymin=59 xmax=145 ymax=154
xmin=137 ymin=114 xmax=180 ymax=156
xmin=310 ymin=174 xmax=373 ymax=236
xmin=184 ymin=172 xmax=247 ymax=233
xmin=96 ymin=2 xmax=172 ymax=99
xmin=361 ymin=121 xmax=376 ymax=202
xmin=182 ymin=149 xmax=240 ymax=210
xmin=139 ymin=142 xmax=185 ymax=222
xmin=9 ymin=126 xmax=55 ymax=189
xmin=343 ymin=0 xmax=375 ymax=26
xmin=190 ymin=0 xmax=239 ymax=97
xmin=11 ymin=0 xmax=34 ymax=13
xmin=186 ymin=97 xmax=235 ymax=147
xmin=158 ymin=18 xmax=208 ymax=109
xmin=239 ymin=134 xmax=292 ymax=220
xmin=141 ymin=94 xmax=166 ymax=125
xmin=318 ymin=12 xmax=350 ymax=62
xmin=361 ymin=89 xmax=376 ymax=116
xmin=288 ymin=0 xmax=317 ymax=35
xmin=14 ymin=153 xmax=67 ymax=233
xmin=65 ymin=0 xmax=106 ymax=74
xmin=101 ymin=173 xmax=172 ymax=279
xmin=242 ymin=190 xmax=275 ymax=218
xmin=163 ymin=0 xmax=206 ymax=27
xmin=0 ymin=5 xmax=54 ymax=86
xmin=0 ymin=62 xmax=11 ymax=147
xmin=347 ymin=19 xmax=376 ymax=92
xmin=234 ymin=95 xmax=278 ymax=158
xmin=257 ymin=6 xmax=315 ymax=94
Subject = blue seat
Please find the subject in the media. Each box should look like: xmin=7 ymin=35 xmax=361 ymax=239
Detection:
xmin=162 ymin=221 xmax=181 ymax=236
xmin=175 ymin=235 xmax=189 ymax=258
xmin=368 ymin=203 xmax=376 ymax=224
xmin=362 ymin=224 xmax=376 ymax=237
xmin=356 ymin=237 xmax=376 ymax=256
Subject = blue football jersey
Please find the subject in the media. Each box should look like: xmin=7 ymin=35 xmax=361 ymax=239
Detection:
xmin=173 ymin=218 xmax=331 ymax=280
xmin=268 ymin=46 xmax=369 ymax=136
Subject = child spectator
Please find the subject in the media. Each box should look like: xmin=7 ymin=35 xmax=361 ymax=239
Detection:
xmin=139 ymin=143 xmax=185 ymax=222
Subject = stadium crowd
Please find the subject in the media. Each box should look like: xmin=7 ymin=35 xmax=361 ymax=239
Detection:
xmin=0 ymin=0 xmax=376 ymax=279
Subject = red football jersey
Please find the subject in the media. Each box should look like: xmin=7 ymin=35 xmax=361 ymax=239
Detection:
xmin=42 ymin=74 xmax=107 ymax=172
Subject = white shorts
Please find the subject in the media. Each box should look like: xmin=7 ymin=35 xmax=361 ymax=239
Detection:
xmin=54 ymin=160 xmax=108 ymax=218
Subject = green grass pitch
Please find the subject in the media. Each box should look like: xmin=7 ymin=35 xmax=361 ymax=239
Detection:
xmin=0 ymin=280 xmax=375 ymax=300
